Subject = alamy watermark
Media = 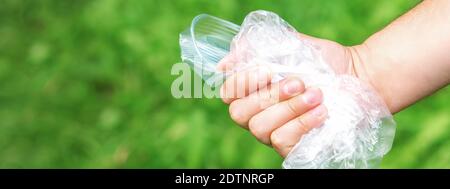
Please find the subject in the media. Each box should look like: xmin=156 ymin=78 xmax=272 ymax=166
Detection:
xmin=171 ymin=62 xmax=283 ymax=108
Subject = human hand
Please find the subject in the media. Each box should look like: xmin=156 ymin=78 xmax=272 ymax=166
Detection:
xmin=217 ymin=33 xmax=359 ymax=157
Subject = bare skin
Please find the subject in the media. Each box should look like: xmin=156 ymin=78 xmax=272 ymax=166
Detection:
xmin=219 ymin=0 xmax=450 ymax=157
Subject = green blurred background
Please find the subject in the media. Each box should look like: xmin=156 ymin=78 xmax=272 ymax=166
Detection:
xmin=0 ymin=0 xmax=448 ymax=168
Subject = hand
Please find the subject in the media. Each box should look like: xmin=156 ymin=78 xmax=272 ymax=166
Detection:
xmin=218 ymin=33 xmax=358 ymax=157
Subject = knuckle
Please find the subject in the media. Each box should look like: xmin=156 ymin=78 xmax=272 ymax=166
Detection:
xmin=270 ymin=131 xmax=284 ymax=149
xmin=229 ymin=101 xmax=246 ymax=125
xmin=248 ymin=116 xmax=266 ymax=141
xmin=221 ymin=80 xmax=236 ymax=102
xmin=286 ymin=98 xmax=299 ymax=115
xmin=297 ymin=117 xmax=311 ymax=133
xmin=222 ymin=98 xmax=231 ymax=104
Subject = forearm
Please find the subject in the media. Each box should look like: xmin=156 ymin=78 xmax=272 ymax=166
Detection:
xmin=351 ymin=0 xmax=450 ymax=113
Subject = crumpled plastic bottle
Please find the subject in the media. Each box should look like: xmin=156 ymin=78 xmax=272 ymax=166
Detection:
xmin=179 ymin=10 xmax=396 ymax=168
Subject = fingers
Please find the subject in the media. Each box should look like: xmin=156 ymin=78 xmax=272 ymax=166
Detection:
xmin=221 ymin=70 xmax=328 ymax=157
xmin=270 ymin=104 xmax=328 ymax=157
xmin=220 ymin=66 xmax=272 ymax=104
xmin=228 ymin=77 xmax=305 ymax=128
xmin=248 ymin=87 xmax=323 ymax=145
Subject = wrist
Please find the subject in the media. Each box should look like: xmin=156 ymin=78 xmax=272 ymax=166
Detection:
xmin=346 ymin=43 xmax=395 ymax=113
xmin=346 ymin=44 xmax=373 ymax=86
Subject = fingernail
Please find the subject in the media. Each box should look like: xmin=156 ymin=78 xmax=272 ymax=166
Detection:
xmin=283 ymin=79 xmax=302 ymax=95
xmin=310 ymin=104 xmax=327 ymax=118
xmin=302 ymin=88 xmax=322 ymax=105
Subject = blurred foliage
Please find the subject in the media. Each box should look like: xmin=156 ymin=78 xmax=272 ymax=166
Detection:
xmin=0 ymin=0 xmax=448 ymax=168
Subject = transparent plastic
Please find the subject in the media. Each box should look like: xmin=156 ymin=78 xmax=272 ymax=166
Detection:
xmin=180 ymin=14 xmax=240 ymax=86
xmin=180 ymin=10 xmax=396 ymax=168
